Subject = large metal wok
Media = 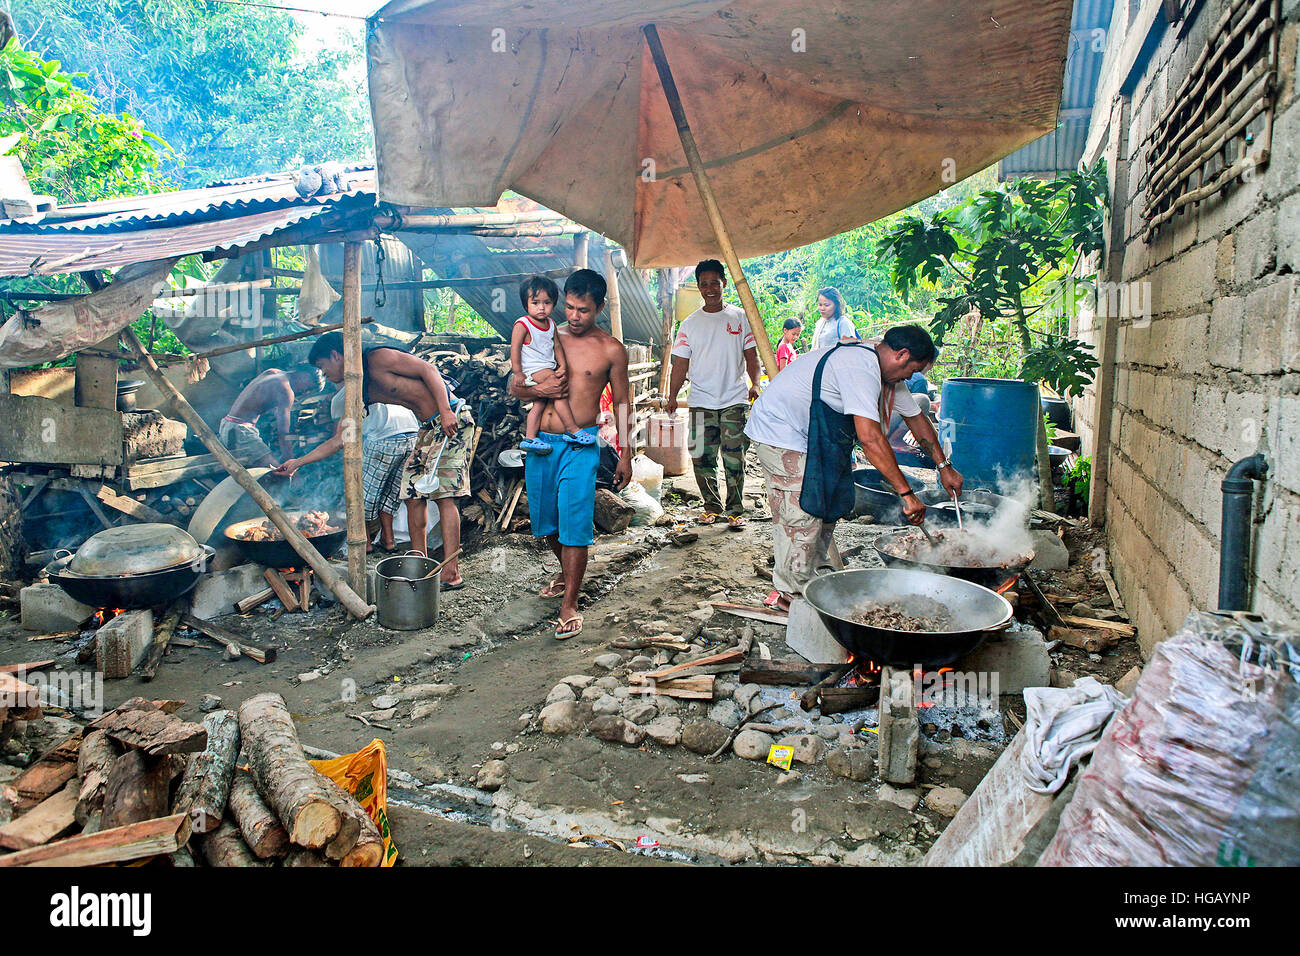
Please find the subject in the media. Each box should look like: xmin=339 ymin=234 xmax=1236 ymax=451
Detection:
xmin=44 ymin=548 xmax=214 ymax=609
xmin=804 ymin=568 xmax=1013 ymax=668
xmin=224 ymin=514 xmax=346 ymax=568
xmin=873 ymin=528 xmax=1034 ymax=589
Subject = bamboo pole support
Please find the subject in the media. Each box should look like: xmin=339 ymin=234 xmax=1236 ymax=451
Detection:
xmin=605 ymin=246 xmax=623 ymax=342
xmin=643 ymin=24 xmax=778 ymax=380
xmin=123 ymin=328 xmax=373 ymax=620
xmin=341 ymin=242 xmax=367 ymax=599
xmin=656 ymin=268 xmax=677 ymax=401
xmin=573 ymin=232 xmax=588 ymax=269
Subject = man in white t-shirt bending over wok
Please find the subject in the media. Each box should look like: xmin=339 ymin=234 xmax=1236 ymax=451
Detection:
xmin=744 ymin=324 xmax=963 ymax=611
xmin=665 ymin=259 xmax=761 ymax=530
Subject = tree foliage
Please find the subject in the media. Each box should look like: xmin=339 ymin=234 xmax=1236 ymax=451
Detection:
xmin=10 ymin=0 xmax=372 ymax=186
xmin=875 ymin=163 xmax=1109 ymax=397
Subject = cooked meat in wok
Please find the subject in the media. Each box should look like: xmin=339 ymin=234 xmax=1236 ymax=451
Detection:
xmin=880 ymin=528 xmax=1032 ymax=569
xmin=849 ymin=599 xmax=952 ymax=632
xmin=236 ymin=510 xmax=338 ymax=542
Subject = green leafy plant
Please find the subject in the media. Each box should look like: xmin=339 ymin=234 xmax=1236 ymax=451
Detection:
xmin=875 ymin=163 xmax=1109 ymax=398
xmin=1064 ymin=455 xmax=1091 ymax=501
xmin=1043 ymin=414 xmax=1058 ymax=444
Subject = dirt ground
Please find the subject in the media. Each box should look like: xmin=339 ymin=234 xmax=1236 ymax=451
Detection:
xmin=0 ymin=464 xmax=1141 ymax=867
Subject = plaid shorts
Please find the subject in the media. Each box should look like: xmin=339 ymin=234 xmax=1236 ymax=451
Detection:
xmin=363 ymin=433 xmax=417 ymax=521
xmin=399 ymin=404 xmax=475 ymax=501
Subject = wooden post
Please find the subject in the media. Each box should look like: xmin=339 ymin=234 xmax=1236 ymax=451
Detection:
xmin=643 ymin=24 xmax=778 ymax=380
xmin=573 ymin=232 xmax=588 ymax=269
xmin=123 ymin=328 xmax=373 ymax=619
xmin=341 ymin=243 xmax=367 ymax=599
xmin=656 ymin=268 xmax=677 ymax=401
xmin=605 ymin=246 xmax=623 ymax=342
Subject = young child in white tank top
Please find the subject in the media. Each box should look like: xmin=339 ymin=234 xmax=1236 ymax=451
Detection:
xmin=510 ymin=275 xmax=594 ymax=454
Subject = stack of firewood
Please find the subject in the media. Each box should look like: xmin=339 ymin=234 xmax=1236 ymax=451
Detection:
xmin=0 ymin=693 xmax=382 ymax=867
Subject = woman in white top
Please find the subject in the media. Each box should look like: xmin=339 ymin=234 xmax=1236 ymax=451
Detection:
xmin=810 ymin=286 xmax=858 ymax=351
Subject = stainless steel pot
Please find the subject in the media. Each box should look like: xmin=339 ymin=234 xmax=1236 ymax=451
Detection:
xmin=374 ymin=551 xmax=440 ymax=630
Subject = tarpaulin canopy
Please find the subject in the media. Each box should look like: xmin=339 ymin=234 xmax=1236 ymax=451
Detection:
xmin=367 ymin=0 xmax=1075 ymax=268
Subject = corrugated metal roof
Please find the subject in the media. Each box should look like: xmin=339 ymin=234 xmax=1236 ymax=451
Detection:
xmin=999 ymin=0 xmax=1114 ymax=178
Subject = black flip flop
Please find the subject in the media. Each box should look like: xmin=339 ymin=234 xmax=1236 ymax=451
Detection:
xmin=440 ymin=578 xmax=466 ymax=591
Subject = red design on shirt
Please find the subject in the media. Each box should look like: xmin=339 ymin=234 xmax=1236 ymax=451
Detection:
xmin=726 ymin=321 xmax=742 ymax=335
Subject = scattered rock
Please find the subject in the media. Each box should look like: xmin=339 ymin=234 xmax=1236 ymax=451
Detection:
xmin=708 ymin=700 xmax=744 ymax=729
xmin=734 ymin=684 xmax=762 ymax=712
xmin=540 ymin=701 xmax=583 ymax=734
xmin=1071 ymin=603 xmax=1097 ymax=618
xmin=580 ymin=685 xmax=605 ymax=701
xmin=924 ymin=786 xmax=967 ymax=817
xmin=627 ymin=655 xmax=654 ymax=671
xmin=622 ymin=700 xmax=657 ymax=724
xmin=589 ymin=716 xmax=645 ymax=746
xmin=546 ymin=683 xmax=577 ymax=704
xmin=645 ymin=716 xmax=683 ymax=746
xmin=1028 ymin=530 xmax=1070 ymax=570
xmin=1050 ymin=668 xmax=1079 ymax=688
xmin=594 ymin=675 xmax=621 ymax=690
xmin=733 ymin=729 xmax=775 ymax=760
xmin=681 ymin=719 xmax=731 ymax=755
xmin=676 ymin=773 xmax=709 ymax=784
xmin=714 ymin=680 xmax=737 ymax=700
xmin=825 ymin=748 xmax=874 ymax=781
xmin=592 ymin=653 xmax=623 ymax=670
xmin=561 ymin=674 xmax=595 ymax=690
xmin=297 ymin=670 xmax=322 ymax=682
xmin=877 ymin=783 xmax=921 ymax=811
xmin=476 ymin=760 xmax=507 ymax=792
xmin=612 ymin=686 xmax=632 ymax=700
xmin=370 ymin=694 xmax=399 ymax=710
xmin=410 ymin=702 xmax=439 ymax=720
xmin=815 ymin=725 xmax=840 ymax=740
xmin=592 ymin=695 xmax=622 ymax=716
xmin=398 ymin=683 xmax=458 ymax=700
xmin=198 ymin=694 xmax=222 ymax=713
xmin=776 ymin=733 xmax=824 ymax=765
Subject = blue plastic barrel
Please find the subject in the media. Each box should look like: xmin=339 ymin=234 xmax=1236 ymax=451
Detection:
xmin=937 ymin=378 xmax=1040 ymax=494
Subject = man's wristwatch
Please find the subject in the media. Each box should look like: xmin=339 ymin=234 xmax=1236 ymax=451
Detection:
xmin=935 ymin=458 xmax=956 ymax=471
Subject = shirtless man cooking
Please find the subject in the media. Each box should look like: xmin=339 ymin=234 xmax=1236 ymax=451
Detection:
xmin=219 ymin=365 xmax=324 ymax=468
xmin=508 ymin=269 xmax=633 ymax=639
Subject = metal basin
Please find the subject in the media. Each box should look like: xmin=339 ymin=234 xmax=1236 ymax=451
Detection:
xmin=803 ymin=568 xmax=1013 ymax=668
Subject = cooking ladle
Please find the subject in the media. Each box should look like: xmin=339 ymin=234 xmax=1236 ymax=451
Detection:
xmin=951 ymin=491 xmax=965 ymax=531
xmin=412 ymin=436 xmax=450 ymax=495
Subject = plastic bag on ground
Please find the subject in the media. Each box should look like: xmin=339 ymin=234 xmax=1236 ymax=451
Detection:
xmin=619 ymin=480 xmax=664 ymax=525
xmin=309 ymin=738 xmax=398 ymax=866
xmin=631 ymin=453 xmax=664 ymax=502
xmin=1039 ymin=611 xmax=1300 ymax=866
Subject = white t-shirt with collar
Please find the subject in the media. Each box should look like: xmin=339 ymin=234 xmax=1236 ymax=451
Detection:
xmin=330 ymin=390 xmax=420 ymax=442
xmin=744 ymin=344 xmax=921 ymax=454
xmin=670 ymin=304 xmax=757 ymax=410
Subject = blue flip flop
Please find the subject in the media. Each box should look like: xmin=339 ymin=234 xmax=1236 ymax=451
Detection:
xmin=562 ymin=431 xmax=596 ymax=446
xmin=520 ymin=438 xmax=552 ymax=454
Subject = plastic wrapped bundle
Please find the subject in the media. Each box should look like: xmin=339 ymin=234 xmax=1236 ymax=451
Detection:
xmin=1039 ymin=611 xmax=1300 ymax=866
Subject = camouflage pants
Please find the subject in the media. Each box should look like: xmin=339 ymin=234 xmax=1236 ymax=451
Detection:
xmin=689 ymin=404 xmax=749 ymax=517
xmin=753 ymin=441 xmax=840 ymax=597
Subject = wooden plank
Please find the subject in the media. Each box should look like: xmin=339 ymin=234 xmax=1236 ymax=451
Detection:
xmin=25 ymin=630 xmax=79 ymax=642
xmin=263 ymin=569 xmax=300 ymax=612
xmin=1057 ymin=614 xmax=1135 ymax=636
xmin=626 ymin=675 xmax=714 ymax=699
xmin=709 ymin=602 xmax=789 ymax=625
xmin=0 ymin=780 xmax=79 ymax=850
xmin=95 ymin=486 xmax=167 ymax=523
xmin=739 ymin=661 xmax=841 ymax=686
xmin=1098 ymin=568 xmax=1127 ymax=615
xmin=181 ymin=614 xmax=277 ymax=664
xmin=139 ymin=606 xmax=182 ymax=682
xmin=13 ymin=736 xmax=80 ymax=802
xmin=89 ymin=704 xmax=207 ymax=758
xmin=235 ymin=587 xmax=275 ymax=614
xmin=0 ymin=812 xmax=190 ymax=867
xmin=123 ymin=453 xmax=225 ymax=490
xmin=640 ymin=648 xmax=744 ymax=682
xmin=0 ymin=672 xmax=42 ymax=719
xmin=0 ymin=660 xmax=55 ymax=675
xmin=1048 ymin=626 xmax=1115 ymax=654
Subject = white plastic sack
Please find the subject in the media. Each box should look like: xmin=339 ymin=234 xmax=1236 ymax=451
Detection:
xmin=297 ymin=244 xmax=340 ymax=326
xmin=1021 ymin=676 xmax=1125 ymax=794
xmin=620 ymin=480 xmax=663 ymax=526
xmin=631 ymin=453 xmax=664 ymax=503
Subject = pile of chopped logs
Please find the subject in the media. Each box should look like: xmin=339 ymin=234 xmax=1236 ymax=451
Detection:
xmin=0 ymin=693 xmax=382 ymax=867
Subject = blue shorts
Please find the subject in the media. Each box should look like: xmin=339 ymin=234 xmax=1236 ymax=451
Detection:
xmin=525 ymin=427 xmax=600 ymax=547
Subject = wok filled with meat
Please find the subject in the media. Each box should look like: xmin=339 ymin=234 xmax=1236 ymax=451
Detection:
xmin=224 ymin=510 xmax=345 ymax=568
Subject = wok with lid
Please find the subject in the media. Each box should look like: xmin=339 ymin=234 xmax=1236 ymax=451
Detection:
xmin=45 ymin=523 xmax=213 ymax=608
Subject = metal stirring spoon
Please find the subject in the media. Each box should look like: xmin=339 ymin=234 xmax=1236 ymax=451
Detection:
xmin=951 ymin=491 xmax=964 ymax=531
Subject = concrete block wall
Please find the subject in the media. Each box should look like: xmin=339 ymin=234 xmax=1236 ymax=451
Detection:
xmin=1075 ymin=1 xmax=1300 ymax=653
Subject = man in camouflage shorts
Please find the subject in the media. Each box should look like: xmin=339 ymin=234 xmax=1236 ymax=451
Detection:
xmin=689 ymin=405 xmax=749 ymax=518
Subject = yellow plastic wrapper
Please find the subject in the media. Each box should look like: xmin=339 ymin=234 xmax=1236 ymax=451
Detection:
xmin=310 ymin=738 xmax=398 ymax=866
xmin=766 ymin=745 xmax=794 ymax=770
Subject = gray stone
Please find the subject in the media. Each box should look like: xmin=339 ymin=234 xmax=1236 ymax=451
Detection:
xmin=1028 ymin=530 xmax=1070 ymax=570
xmin=924 ymin=786 xmax=967 ymax=817
xmin=20 ymin=583 xmax=94 ymax=633
xmin=776 ymin=733 xmax=824 ymax=765
xmin=561 ymin=674 xmax=595 ymax=690
xmin=654 ymin=695 xmax=680 ymax=715
xmin=592 ymin=694 xmax=622 ymax=716
xmin=784 ymin=598 xmax=849 ymax=664
xmin=580 ymin=685 xmax=605 ymax=701
xmin=189 ymin=563 xmax=269 ymax=620
xmin=199 ymin=694 xmax=222 ymax=713
xmin=826 ymin=747 xmax=874 ymax=781
xmin=546 ymin=683 xmax=577 ymax=704
xmin=708 ymin=699 xmax=744 ymax=729
xmin=645 ymin=715 xmax=683 ymax=746
xmin=589 ymin=716 xmax=645 ymax=746
xmin=622 ymin=700 xmax=658 ymax=724
xmin=734 ymin=683 xmax=763 ymax=713
xmin=955 ymin=624 xmax=1051 ymax=694
xmin=1071 ymin=603 xmax=1097 ymax=618
xmin=370 ymin=694 xmax=400 ymax=710
xmin=715 ymin=680 xmax=738 ymax=700
xmin=540 ymin=701 xmax=583 ymax=734
xmin=398 ymin=683 xmax=458 ymax=700
xmin=612 ymin=686 xmax=631 ymax=700
xmin=815 ymin=725 xmax=840 ymax=740
xmin=877 ymin=669 xmax=918 ymax=784
xmin=594 ymin=675 xmax=621 ymax=690
xmin=877 ymin=783 xmax=921 ymax=811
xmin=627 ymin=655 xmax=654 ymax=671
xmin=476 ymin=759 xmax=507 ymax=792
xmin=681 ymin=719 xmax=731 ymax=755
xmin=592 ymin=653 xmax=623 ymax=670
xmin=732 ymin=729 xmax=775 ymax=760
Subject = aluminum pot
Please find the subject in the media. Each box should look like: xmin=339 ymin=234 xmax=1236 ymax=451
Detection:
xmin=374 ymin=551 xmax=440 ymax=630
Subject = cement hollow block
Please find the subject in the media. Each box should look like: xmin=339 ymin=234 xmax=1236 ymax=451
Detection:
xmin=784 ymin=597 xmax=849 ymax=664
xmin=955 ymin=622 xmax=1051 ymax=694
xmin=20 ymin=583 xmax=95 ymax=633
xmin=189 ymin=563 xmax=270 ymax=619
xmin=95 ymin=609 xmax=154 ymax=679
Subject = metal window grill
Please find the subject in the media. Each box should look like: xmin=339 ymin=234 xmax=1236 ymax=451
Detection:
xmin=1141 ymin=0 xmax=1281 ymax=239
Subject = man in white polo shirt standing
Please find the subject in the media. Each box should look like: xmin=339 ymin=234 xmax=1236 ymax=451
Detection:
xmin=745 ymin=324 xmax=963 ymax=610
xmin=666 ymin=259 xmax=761 ymax=530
